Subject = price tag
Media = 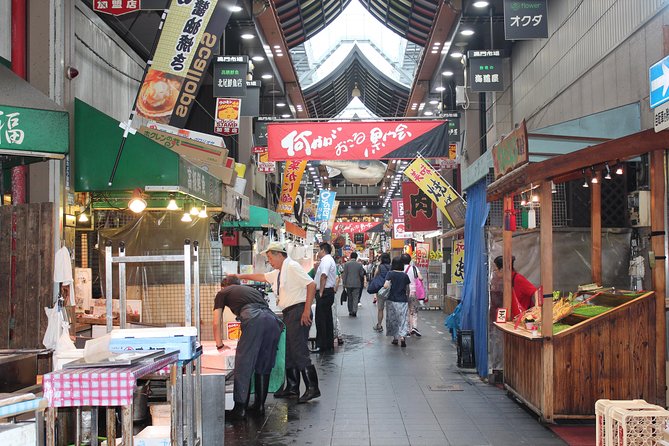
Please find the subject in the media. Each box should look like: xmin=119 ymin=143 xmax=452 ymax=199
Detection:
xmin=496 ymin=308 xmax=508 ymax=323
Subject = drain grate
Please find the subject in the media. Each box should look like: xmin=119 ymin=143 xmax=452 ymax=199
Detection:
xmin=428 ymin=384 xmax=463 ymax=391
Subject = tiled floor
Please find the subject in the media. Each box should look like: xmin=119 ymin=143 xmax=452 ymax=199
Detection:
xmin=224 ymin=290 xmax=566 ymax=445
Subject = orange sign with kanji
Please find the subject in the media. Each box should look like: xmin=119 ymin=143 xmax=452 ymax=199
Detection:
xmin=277 ymin=160 xmax=307 ymax=214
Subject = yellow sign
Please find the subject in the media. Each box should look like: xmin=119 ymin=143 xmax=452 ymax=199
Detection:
xmin=277 ymin=160 xmax=307 ymax=214
xmin=451 ymin=239 xmax=465 ymax=283
xmin=404 ymin=157 xmax=464 ymax=227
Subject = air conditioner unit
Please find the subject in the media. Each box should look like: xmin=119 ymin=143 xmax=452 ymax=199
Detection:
xmin=455 ymin=86 xmax=466 ymax=106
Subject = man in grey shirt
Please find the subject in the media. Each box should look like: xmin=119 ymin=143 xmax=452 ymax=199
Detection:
xmin=342 ymin=252 xmax=366 ymax=317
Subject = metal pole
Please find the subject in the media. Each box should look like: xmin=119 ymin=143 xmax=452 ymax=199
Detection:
xmin=193 ymin=241 xmax=200 ymax=340
xmin=105 ymin=242 xmax=113 ymax=333
xmin=192 ymin=241 xmax=202 ymax=443
xmin=184 ymin=240 xmax=192 ymax=326
xmin=119 ymin=242 xmax=127 ymax=329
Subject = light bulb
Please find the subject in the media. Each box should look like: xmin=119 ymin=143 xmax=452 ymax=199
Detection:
xmin=591 ymin=176 xmax=598 ymax=184
xmin=615 ymin=165 xmax=624 ymax=175
xmin=128 ymin=188 xmax=147 ymax=213
xmin=181 ymin=212 xmax=193 ymax=222
xmin=190 ymin=205 xmax=199 ymax=216
xmin=78 ymin=213 xmax=89 ymax=223
xmin=198 ymin=206 xmax=208 ymax=218
xmin=531 ymin=194 xmax=539 ymax=203
xmin=167 ymin=199 xmax=179 ymax=211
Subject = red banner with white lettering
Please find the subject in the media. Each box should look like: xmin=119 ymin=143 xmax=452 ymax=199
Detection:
xmin=391 ymin=199 xmax=412 ymax=239
xmin=267 ymin=121 xmax=449 ymax=161
xmin=331 ymin=221 xmax=383 ymax=243
xmin=402 ymin=182 xmax=439 ymax=232
xmin=93 ymin=0 xmax=140 ymax=15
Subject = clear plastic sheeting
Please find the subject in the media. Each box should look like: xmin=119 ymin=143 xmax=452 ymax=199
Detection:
xmin=98 ymin=212 xmax=219 ymax=332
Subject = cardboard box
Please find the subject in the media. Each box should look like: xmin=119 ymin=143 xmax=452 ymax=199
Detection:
xmin=139 ymin=127 xmax=228 ymax=164
xmin=146 ymin=121 xmax=225 ymax=148
xmin=183 ymin=157 xmax=236 ymax=186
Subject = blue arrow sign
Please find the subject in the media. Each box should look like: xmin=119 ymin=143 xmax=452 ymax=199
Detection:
xmin=649 ymin=55 xmax=669 ymax=109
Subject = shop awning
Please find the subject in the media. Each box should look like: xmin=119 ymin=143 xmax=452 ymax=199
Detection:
xmin=0 ymin=65 xmax=69 ymax=158
xmin=221 ymin=205 xmax=282 ymax=230
xmin=75 ymin=99 xmax=222 ymax=206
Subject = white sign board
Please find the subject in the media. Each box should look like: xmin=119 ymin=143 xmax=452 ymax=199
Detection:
xmin=654 ymin=101 xmax=669 ymax=133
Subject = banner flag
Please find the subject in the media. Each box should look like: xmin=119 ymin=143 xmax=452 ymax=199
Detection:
xmin=267 ymin=121 xmax=449 ymax=161
xmin=277 ymin=160 xmax=307 ymax=214
xmin=404 ymin=156 xmax=466 ymax=227
xmin=316 ymin=190 xmax=337 ymax=222
xmin=391 ymin=199 xmax=412 ymax=239
xmin=135 ymin=0 xmax=230 ymax=127
xmin=402 ymin=182 xmax=439 ymax=232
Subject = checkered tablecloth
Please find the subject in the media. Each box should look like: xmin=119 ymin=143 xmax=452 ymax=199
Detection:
xmin=43 ymin=352 xmax=178 ymax=408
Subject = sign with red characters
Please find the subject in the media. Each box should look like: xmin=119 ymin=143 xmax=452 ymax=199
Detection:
xmin=267 ymin=121 xmax=450 ymax=161
xmin=93 ymin=0 xmax=141 ymax=15
xmin=402 ymin=182 xmax=439 ymax=232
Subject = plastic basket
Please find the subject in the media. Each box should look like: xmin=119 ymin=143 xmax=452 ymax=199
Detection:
xmin=609 ymin=405 xmax=669 ymax=446
xmin=595 ymin=399 xmax=652 ymax=446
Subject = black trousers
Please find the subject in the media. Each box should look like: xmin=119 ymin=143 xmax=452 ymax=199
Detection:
xmin=282 ymin=303 xmax=312 ymax=370
xmin=315 ymin=288 xmax=335 ymax=350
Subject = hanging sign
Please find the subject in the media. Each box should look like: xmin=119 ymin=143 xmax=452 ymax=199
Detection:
xmin=256 ymin=147 xmax=276 ymax=174
xmin=492 ymin=120 xmax=529 ymax=179
xmin=468 ymin=50 xmax=504 ymax=92
xmin=277 ymin=160 xmax=307 ymax=214
xmin=135 ymin=0 xmax=230 ymax=127
xmin=404 ymin=157 xmax=466 ymax=228
xmin=213 ymin=56 xmax=248 ymax=98
xmin=332 ymin=221 xmax=382 ymax=235
xmin=93 ymin=0 xmax=141 ymax=15
xmin=650 ymin=54 xmax=669 ymax=109
xmin=415 ymin=242 xmax=430 ymax=268
xmin=328 ymin=200 xmax=340 ymax=231
xmin=267 ymin=120 xmax=449 ymax=161
xmin=392 ymin=199 xmax=412 ymax=240
xmin=503 ymin=0 xmax=548 ymax=40
xmin=444 ymin=112 xmax=460 ymax=142
xmin=315 ymin=190 xmax=337 ymax=222
xmin=0 ymin=106 xmax=68 ymax=154
xmin=214 ymin=98 xmax=241 ymax=135
xmin=253 ymin=116 xmax=272 ymax=148
xmin=451 ymin=238 xmax=465 ymax=284
xmin=402 ymin=182 xmax=439 ymax=232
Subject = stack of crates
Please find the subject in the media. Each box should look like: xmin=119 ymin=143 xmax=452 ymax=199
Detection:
xmin=595 ymin=399 xmax=668 ymax=446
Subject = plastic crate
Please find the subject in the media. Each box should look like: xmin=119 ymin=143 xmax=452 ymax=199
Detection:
xmin=594 ymin=399 xmax=654 ymax=446
xmin=609 ymin=405 xmax=669 ymax=446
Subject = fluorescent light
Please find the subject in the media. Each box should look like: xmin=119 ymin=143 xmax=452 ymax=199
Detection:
xmin=429 ymin=100 xmax=439 ymax=105
xmin=424 ymin=111 xmax=434 ymax=116
xmin=261 ymin=74 xmax=272 ymax=79
xmin=251 ymin=55 xmax=264 ymax=62
xmin=473 ymin=1 xmax=489 ymax=7
xmin=281 ymin=114 xmax=291 ymax=118
xmin=435 ymin=86 xmax=446 ymax=92
xmin=276 ymin=102 xmax=286 ymax=107
xmin=460 ymin=29 xmax=475 ymax=36
xmin=241 ymin=33 xmax=255 ymax=40
xmin=451 ymin=51 xmax=463 ymax=58
xmin=442 ymin=70 xmax=454 ymax=76
xmin=229 ymin=5 xmax=242 ymax=12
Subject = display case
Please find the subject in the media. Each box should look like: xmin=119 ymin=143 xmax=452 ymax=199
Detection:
xmin=495 ymin=291 xmax=660 ymax=422
xmin=425 ymin=261 xmax=443 ymax=309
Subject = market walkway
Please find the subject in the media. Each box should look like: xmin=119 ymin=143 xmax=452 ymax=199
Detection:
xmin=224 ymin=290 xmax=567 ymax=446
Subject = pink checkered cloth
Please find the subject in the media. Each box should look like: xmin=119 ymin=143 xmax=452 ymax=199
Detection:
xmin=43 ymin=352 xmax=178 ymax=408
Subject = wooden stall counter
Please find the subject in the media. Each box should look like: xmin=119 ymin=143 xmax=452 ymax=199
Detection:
xmin=495 ymin=291 xmax=660 ymax=422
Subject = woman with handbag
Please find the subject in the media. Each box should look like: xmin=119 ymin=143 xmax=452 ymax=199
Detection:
xmin=401 ymin=253 xmax=425 ymax=337
xmin=382 ymin=256 xmax=411 ymax=347
xmin=371 ymin=253 xmax=391 ymax=332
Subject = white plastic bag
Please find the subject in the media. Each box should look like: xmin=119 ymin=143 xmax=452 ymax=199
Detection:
xmin=42 ymin=306 xmax=63 ymax=349
xmin=56 ymin=322 xmax=76 ymax=353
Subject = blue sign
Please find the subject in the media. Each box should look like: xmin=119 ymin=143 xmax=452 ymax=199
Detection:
xmin=315 ymin=191 xmax=336 ymax=222
xmin=649 ymin=55 xmax=669 ymax=109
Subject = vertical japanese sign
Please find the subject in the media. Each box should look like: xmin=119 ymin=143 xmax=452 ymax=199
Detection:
xmin=444 ymin=112 xmax=460 ymax=143
xmin=451 ymin=238 xmax=465 ymax=284
xmin=492 ymin=120 xmax=528 ymax=179
xmin=253 ymin=116 xmax=272 ymax=148
xmin=214 ymin=98 xmax=241 ymax=135
xmin=316 ymin=190 xmax=337 ymax=222
xmin=468 ymin=50 xmax=503 ymax=92
xmin=328 ymin=201 xmax=340 ymax=231
xmin=254 ymin=147 xmax=276 ymax=174
xmin=402 ymin=182 xmax=439 ymax=232
xmin=392 ymin=199 xmax=412 ymax=239
xmin=212 ymin=56 xmax=248 ymax=98
xmin=415 ymin=242 xmax=430 ymax=268
xmin=404 ymin=157 xmax=466 ymax=227
xmin=277 ymin=160 xmax=307 ymax=214
xmin=503 ymin=0 xmax=548 ymax=40
xmin=93 ymin=0 xmax=141 ymax=15
xmin=135 ymin=0 xmax=229 ymax=127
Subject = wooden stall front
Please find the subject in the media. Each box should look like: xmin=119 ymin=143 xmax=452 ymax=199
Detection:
xmin=496 ymin=291 xmax=657 ymax=421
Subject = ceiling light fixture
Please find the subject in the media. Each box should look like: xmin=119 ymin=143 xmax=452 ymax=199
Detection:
xmin=128 ymin=188 xmax=147 ymax=213
xmin=181 ymin=212 xmax=192 ymax=223
xmin=429 ymin=99 xmax=439 ymax=105
xmin=229 ymin=5 xmax=242 ymax=12
xmin=241 ymin=33 xmax=255 ymax=40
xmin=435 ymin=86 xmax=446 ymax=92
xmin=442 ymin=70 xmax=454 ymax=76
xmin=450 ymin=51 xmax=463 ymax=58
xmin=604 ymin=163 xmax=612 ymax=180
xmin=166 ymin=194 xmax=179 ymax=211
xmin=251 ymin=55 xmax=264 ymax=62
xmin=615 ymin=163 xmax=624 ymax=175
xmin=473 ymin=1 xmax=490 ymax=7
xmin=261 ymin=74 xmax=272 ymax=79
xmin=582 ymin=169 xmax=589 ymax=188
xmin=198 ymin=206 xmax=208 ymax=218
xmin=460 ymin=29 xmax=475 ymax=36
xmin=590 ymin=166 xmax=598 ymax=184
xmin=78 ymin=212 xmax=89 ymax=223
xmin=190 ymin=203 xmax=200 ymax=216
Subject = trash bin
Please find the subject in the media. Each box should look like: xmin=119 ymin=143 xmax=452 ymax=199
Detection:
xmin=456 ymin=330 xmax=475 ymax=368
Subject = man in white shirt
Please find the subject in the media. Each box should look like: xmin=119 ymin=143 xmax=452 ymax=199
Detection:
xmin=233 ymin=242 xmax=321 ymax=403
xmin=313 ymin=242 xmax=337 ymax=353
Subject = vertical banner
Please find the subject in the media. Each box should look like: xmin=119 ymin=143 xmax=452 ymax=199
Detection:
xmin=212 ymin=56 xmax=248 ymax=98
xmin=277 ymin=160 xmax=307 ymax=214
xmin=214 ymin=98 xmax=241 ymax=135
xmin=451 ymin=238 xmax=465 ymax=283
xmin=415 ymin=242 xmax=430 ymax=268
xmin=316 ymin=190 xmax=337 ymax=222
xmin=402 ymin=182 xmax=439 ymax=232
xmin=404 ymin=157 xmax=465 ymax=227
xmin=391 ymin=199 xmax=412 ymax=239
xmin=328 ymin=200 xmax=340 ymax=231
xmin=136 ymin=0 xmax=230 ymax=127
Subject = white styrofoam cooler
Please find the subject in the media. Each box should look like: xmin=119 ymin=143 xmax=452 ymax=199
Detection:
xmin=109 ymin=327 xmax=198 ymax=361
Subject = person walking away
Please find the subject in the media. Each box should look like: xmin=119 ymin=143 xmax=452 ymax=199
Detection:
xmin=401 ymin=253 xmax=424 ymax=337
xmin=213 ymin=276 xmax=283 ymax=420
xmin=382 ymin=256 xmax=411 ymax=347
xmin=372 ymin=253 xmax=391 ymax=331
xmin=232 ymin=242 xmax=320 ymax=404
xmin=342 ymin=252 xmax=365 ymax=317
xmin=493 ymin=255 xmax=537 ymax=319
xmin=313 ymin=242 xmax=337 ymax=353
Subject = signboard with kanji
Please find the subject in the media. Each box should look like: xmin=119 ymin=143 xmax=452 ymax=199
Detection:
xmin=277 ymin=160 xmax=307 ymax=214
xmin=503 ymin=0 xmax=548 ymax=40
xmin=402 ymin=182 xmax=439 ymax=232
xmin=451 ymin=239 xmax=465 ymax=284
xmin=443 ymin=112 xmax=460 ymax=142
xmin=392 ymin=199 xmax=412 ymax=240
xmin=93 ymin=0 xmax=141 ymax=15
xmin=253 ymin=116 xmax=272 ymax=147
xmin=213 ymin=56 xmax=248 ymax=98
xmin=468 ymin=50 xmax=503 ymax=92
xmin=214 ymin=98 xmax=241 ymax=135
xmin=492 ymin=120 xmax=529 ymax=179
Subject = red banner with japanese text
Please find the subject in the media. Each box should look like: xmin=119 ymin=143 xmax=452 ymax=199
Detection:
xmin=391 ymin=199 xmax=412 ymax=239
xmin=94 ymin=0 xmax=141 ymax=15
xmin=331 ymin=221 xmax=383 ymax=242
xmin=402 ymin=182 xmax=439 ymax=232
xmin=267 ymin=121 xmax=449 ymax=161
xmin=277 ymin=160 xmax=307 ymax=214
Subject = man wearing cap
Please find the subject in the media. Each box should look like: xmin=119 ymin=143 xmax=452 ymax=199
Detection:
xmin=213 ymin=276 xmax=283 ymax=420
xmin=232 ymin=242 xmax=321 ymax=403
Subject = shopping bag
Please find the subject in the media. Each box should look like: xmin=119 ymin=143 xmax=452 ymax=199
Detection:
xmin=340 ymin=288 xmax=348 ymax=305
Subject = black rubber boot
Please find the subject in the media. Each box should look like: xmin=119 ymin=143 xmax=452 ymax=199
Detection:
xmin=248 ymin=373 xmax=270 ymax=416
xmin=274 ymin=368 xmax=300 ymax=398
xmin=297 ymin=365 xmax=321 ymax=403
xmin=225 ymin=388 xmax=250 ymax=421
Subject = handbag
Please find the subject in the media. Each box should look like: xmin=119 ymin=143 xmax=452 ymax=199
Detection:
xmin=367 ymin=273 xmax=385 ymax=294
xmin=340 ymin=288 xmax=348 ymax=305
xmin=377 ymin=285 xmax=390 ymax=299
xmin=413 ymin=266 xmax=426 ymax=301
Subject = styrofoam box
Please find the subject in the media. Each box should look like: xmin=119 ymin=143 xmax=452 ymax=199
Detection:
xmin=0 ymin=422 xmax=36 ymax=444
xmin=109 ymin=327 xmax=197 ymax=361
xmin=201 ymin=340 xmax=236 ymax=371
xmin=135 ymin=425 xmax=170 ymax=446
